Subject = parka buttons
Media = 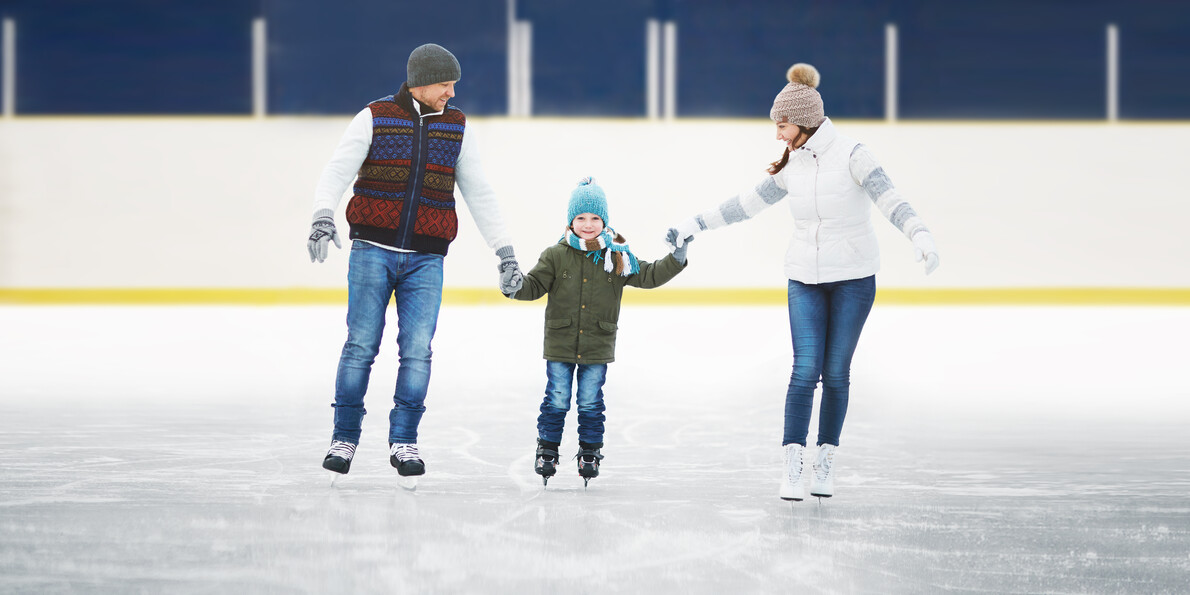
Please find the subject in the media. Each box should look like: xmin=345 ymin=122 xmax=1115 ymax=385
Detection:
xmin=577 ymin=355 xmax=582 ymax=359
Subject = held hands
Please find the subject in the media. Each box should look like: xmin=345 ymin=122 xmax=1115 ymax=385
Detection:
xmin=307 ymin=209 xmax=342 ymax=263
xmin=912 ymin=232 xmax=940 ymax=275
xmin=665 ymin=228 xmax=694 ymax=264
xmin=496 ymin=246 xmax=524 ymax=296
xmin=664 ymin=217 xmax=702 ymax=250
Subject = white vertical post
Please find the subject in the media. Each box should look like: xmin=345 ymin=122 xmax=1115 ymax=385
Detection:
xmin=507 ymin=0 xmax=518 ymax=116
xmin=885 ymin=23 xmax=897 ymax=123
xmin=517 ymin=20 xmax=532 ymax=116
xmin=506 ymin=0 xmax=532 ymax=118
xmin=252 ymin=17 xmax=266 ymax=118
xmin=646 ymin=19 xmax=660 ymax=119
xmin=3 ymin=18 xmax=14 ymax=118
xmin=1107 ymin=23 xmax=1118 ymax=122
xmin=662 ymin=21 xmax=677 ymax=120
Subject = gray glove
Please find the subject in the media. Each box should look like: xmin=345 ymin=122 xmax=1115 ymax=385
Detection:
xmin=665 ymin=228 xmax=694 ymax=264
xmin=496 ymin=246 xmax=524 ymax=295
xmin=307 ymin=209 xmax=342 ymax=263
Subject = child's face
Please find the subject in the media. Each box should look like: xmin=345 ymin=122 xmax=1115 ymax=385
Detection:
xmin=571 ymin=213 xmax=604 ymax=240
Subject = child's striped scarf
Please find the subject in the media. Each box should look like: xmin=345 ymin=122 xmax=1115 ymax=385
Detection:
xmin=564 ymin=228 xmax=640 ymax=276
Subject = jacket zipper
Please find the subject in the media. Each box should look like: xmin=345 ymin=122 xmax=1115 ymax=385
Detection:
xmin=810 ymin=150 xmax=821 ymax=283
xmin=397 ymin=114 xmax=426 ymax=247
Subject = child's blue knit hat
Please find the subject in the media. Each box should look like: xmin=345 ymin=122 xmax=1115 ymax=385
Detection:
xmin=567 ymin=177 xmax=609 ymax=227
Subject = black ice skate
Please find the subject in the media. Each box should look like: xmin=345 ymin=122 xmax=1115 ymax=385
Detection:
xmin=390 ymin=443 xmax=425 ymax=490
xmin=535 ymin=439 xmax=560 ymax=486
xmin=575 ymin=442 xmax=604 ymax=488
xmin=323 ymin=440 xmax=356 ymax=486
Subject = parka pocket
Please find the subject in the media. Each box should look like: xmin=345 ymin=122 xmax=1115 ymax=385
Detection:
xmin=597 ymin=321 xmax=618 ymax=333
xmin=547 ymin=318 xmax=573 ymax=329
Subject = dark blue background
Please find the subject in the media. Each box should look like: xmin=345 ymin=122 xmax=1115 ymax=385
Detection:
xmin=0 ymin=0 xmax=1185 ymax=118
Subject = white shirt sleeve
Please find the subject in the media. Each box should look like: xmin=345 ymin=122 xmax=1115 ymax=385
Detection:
xmin=849 ymin=144 xmax=930 ymax=240
xmin=695 ymin=175 xmax=788 ymax=230
xmin=311 ymin=108 xmax=372 ymax=216
xmin=454 ymin=124 xmax=514 ymax=252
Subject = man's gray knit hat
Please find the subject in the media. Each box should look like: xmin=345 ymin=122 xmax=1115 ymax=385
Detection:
xmin=770 ymin=63 xmax=824 ymax=127
xmin=407 ymin=43 xmax=461 ymax=87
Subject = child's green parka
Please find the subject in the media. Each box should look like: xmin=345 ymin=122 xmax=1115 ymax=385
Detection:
xmin=511 ymin=239 xmax=685 ymax=364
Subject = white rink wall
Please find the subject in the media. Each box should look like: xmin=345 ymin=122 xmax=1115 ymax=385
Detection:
xmin=0 ymin=117 xmax=1187 ymax=290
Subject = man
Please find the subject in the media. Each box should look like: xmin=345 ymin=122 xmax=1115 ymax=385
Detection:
xmin=307 ymin=43 xmax=523 ymax=482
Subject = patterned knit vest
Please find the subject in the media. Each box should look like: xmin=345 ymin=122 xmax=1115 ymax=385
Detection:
xmin=345 ymin=93 xmax=466 ymax=255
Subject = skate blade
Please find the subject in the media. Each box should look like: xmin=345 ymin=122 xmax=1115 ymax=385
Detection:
xmin=398 ymin=476 xmax=419 ymax=491
xmin=329 ymin=472 xmax=344 ymax=487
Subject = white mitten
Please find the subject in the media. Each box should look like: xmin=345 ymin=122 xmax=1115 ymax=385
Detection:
xmin=912 ymin=232 xmax=939 ymax=275
xmin=665 ymin=217 xmax=703 ymax=250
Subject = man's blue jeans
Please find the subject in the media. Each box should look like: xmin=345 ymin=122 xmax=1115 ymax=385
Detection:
xmin=331 ymin=241 xmax=443 ymax=445
xmin=783 ymin=275 xmax=876 ymax=447
xmin=538 ymin=361 xmax=608 ymax=445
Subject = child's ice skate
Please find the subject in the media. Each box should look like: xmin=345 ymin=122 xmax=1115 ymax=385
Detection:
xmin=575 ymin=442 xmax=604 ymax=488
xmin=390 ymin=442 xmax=425 ymax=491
xmin=323 ymin=440 xmax=356 ymax=485
xmin=535 ymin=439 xmax=560 ymax=486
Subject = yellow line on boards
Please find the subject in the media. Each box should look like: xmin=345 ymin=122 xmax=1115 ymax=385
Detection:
xmin=0 ymin=287 xmax=1188 ymax=306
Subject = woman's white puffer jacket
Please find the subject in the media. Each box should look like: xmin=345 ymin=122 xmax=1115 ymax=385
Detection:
xmin=775 ymin=118 xmax=877 ymax=284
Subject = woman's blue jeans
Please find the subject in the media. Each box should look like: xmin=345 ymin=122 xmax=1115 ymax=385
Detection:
xmin=331 ymin=241 xmax=444 ymax=445
xmin=538 ymin=361 xmax=608 ymax=445
xmin=783 ymin=275 xmax=876 ymax=447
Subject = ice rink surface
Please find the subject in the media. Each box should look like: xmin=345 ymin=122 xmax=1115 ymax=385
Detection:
xmin=1 ymin=304 xmax=1188 ymax=594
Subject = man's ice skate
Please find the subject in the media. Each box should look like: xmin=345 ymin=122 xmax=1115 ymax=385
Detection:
xmin=390 ymin=443 xmax=425 ymax=491
xmin=535 ymin=439 xmax=560 ymax=486
xmin=323 ymin=440 xmax=356 ymax=485
xmin=575 ymin=443 xmax=604 ymax=488
xmin=809 ymin=443 xmax=836 ymax=499
xmin=779 ymin=443 xmax=805 ymax=501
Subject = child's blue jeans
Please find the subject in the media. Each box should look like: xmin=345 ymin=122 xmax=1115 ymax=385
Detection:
xmin=539 ymin=360 xmax=608 ymax=445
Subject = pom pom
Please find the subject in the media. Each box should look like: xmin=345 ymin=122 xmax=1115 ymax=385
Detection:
xmin=786 ymin=63 xmax=820 ymax=89
xmin=578 ymin=176 xmax=594 ymax=186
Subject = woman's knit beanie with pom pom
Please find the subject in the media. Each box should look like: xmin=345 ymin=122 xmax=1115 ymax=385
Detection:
xmin=769 ymin=63 xmax=824 ymax=127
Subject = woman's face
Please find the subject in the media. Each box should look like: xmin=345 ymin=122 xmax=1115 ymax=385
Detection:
xmin=775 ymin=122 xmax=807 ymax=151
xmin=571 ymin=213 xmax=604 ymax=240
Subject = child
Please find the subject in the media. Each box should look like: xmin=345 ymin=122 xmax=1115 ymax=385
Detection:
xmin=507 ymin=177 xmax=692 ymax=486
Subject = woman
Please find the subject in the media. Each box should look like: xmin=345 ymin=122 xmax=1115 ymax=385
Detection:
xmin=665 ymin=63 xmax=939 ymax=502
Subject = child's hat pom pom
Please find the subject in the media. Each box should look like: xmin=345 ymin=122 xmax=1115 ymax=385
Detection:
xmin=786 ymin=63 xmax=820 ymax=89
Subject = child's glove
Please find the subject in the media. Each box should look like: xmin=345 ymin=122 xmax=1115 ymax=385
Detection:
xmin=307 ymin=209 xmax=342 ymax=263
xmin=912 ymin=232 xmax=939 ymax=275
xmin=664 ymin=217 xmax=702 ymax=250
xmin=497 ymin=246 xmax=524 ymax=295
xmin=669 ymin=231 xmax=694 ymax=264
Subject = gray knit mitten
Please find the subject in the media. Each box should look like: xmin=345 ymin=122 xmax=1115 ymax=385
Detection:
xmin=307 ymin=209 xmax=342 ymax=263
xmin=497 ymin=246 xmax=524 ymax=295
xmin=665 ymin=228 xmax=694 ymax=264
